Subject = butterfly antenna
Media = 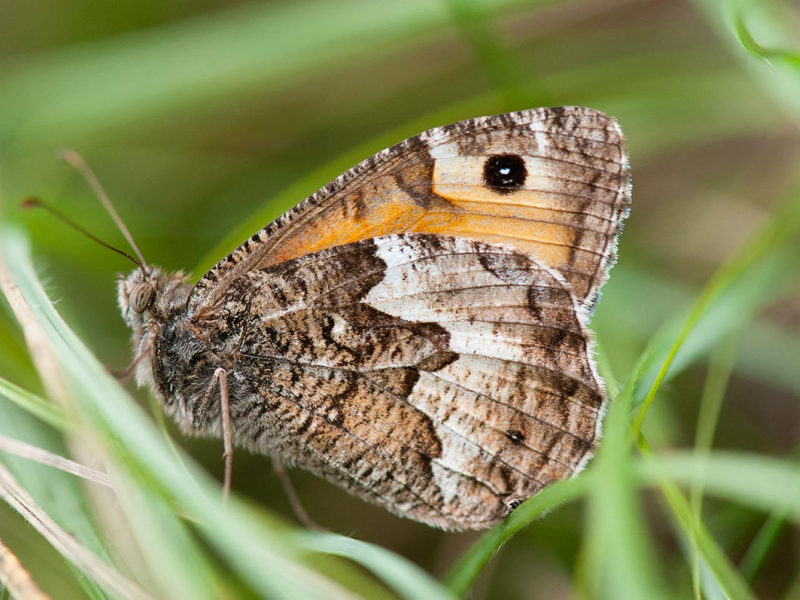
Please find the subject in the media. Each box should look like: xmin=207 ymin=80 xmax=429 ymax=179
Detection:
xmin=22 ymin=197 xmax=145 ymax=271
xmin=60 ymin=148 xmax=148 ymax=268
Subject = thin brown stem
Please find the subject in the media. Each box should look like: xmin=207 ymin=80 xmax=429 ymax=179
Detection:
xmin=0 ymin=535 xmax=51 ymax=600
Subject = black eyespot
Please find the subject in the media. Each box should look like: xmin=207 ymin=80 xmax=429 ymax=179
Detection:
xmin=483 ymin=154 xmax=527 ymax=194
xmin=130 ymin=282 xmax=154 ymax=314
xmin=506 ymin=429 xmax=525 ymax=444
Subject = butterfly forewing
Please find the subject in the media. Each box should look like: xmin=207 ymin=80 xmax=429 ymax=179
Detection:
xmin=188 ymin=106 xmax=630 ymax=317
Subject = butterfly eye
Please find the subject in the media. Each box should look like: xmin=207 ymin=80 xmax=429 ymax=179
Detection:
xmin=130 ymin=282 xmax=154 ymax=314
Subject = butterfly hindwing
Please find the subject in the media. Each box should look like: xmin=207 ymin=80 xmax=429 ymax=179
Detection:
xmin=205 ymin=234 xmax=605 ymax=529
xmin=189 ymin=106 xmax=630 ymax=317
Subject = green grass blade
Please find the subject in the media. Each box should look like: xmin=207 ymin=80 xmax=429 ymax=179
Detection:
xmin=738 ymin=448 xmax=800 ymax=582
xmin=0 ymin=375 xmax=72 ymax=432
xmin=690 ymin=330 xmax=743 ymax=598
xmin=692 ymin=0 xmax=800 ymax=125
xmin=297 ymin=532 xmax=459 ymax=600
xmin=615 ymin=187 xmax=800 ymax=599
xmin=109 ymin=476 xmax=226 ymax=600
xmin=734 ymin=12 xmax=800 ymax=66
xmin=0 ymin=458 xmax=146 ymax=599
xmin=630 ymin=188 xmax=800 ymax=437
xmin=584 ymin=385 xmax=668 ymax=599
xmin=638 ymin=443 xmax=756 ymax=600
xmin=639 ymin=452 xmax=800 ymax=527
xmin=576 ymin=189 xmax=800 ymax=600
xmin=0 ymin=319 xmax=111 ymax=583
xmin=739 ymin=509 xmax=790 ymax=583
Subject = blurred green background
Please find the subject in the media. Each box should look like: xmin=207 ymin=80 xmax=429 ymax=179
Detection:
xmin=0 ymin=0 xmax=799 ymax=599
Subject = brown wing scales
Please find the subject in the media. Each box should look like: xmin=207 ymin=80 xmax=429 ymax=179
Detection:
xmin=214 ymin=234 xmax=605 ymax=529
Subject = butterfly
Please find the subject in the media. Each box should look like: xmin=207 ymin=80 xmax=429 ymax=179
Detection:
xmin=117 ymin=106 xmax=630 ymax=530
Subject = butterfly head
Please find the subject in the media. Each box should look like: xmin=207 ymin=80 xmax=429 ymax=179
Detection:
xmin=117 ymin=267 xmax=194 ymax=420
xmin=118 ymin=267 xmax=192 ymax=333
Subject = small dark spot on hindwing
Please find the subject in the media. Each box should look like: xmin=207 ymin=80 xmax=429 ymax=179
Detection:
xmin=506 ymin=429 xmax=525 ymax=445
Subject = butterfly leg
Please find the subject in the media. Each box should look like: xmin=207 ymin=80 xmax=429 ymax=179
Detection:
xmin=271 ymin=453 xmax=324 ymax=531
xmin=213 ymin=368 xmax=234 ymax=500
xmin=111 ymin=340 xmax=154 ymax=383
xmin=110 ymin=363 xmax=136 ymax=384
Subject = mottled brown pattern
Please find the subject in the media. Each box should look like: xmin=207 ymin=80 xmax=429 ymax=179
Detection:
xmin=120 ymin=234 xmax=611 ymax=529
xmin=118 ymin=107 xmax=630 ymax=530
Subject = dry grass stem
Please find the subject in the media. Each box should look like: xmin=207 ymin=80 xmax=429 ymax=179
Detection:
xmin=0 ymin=434 xmax=111 ymax=488
xmin=0 ymin=535 xmax=51 ymax=600
xmin=0 ymin=460 xmax=151 ymax=600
